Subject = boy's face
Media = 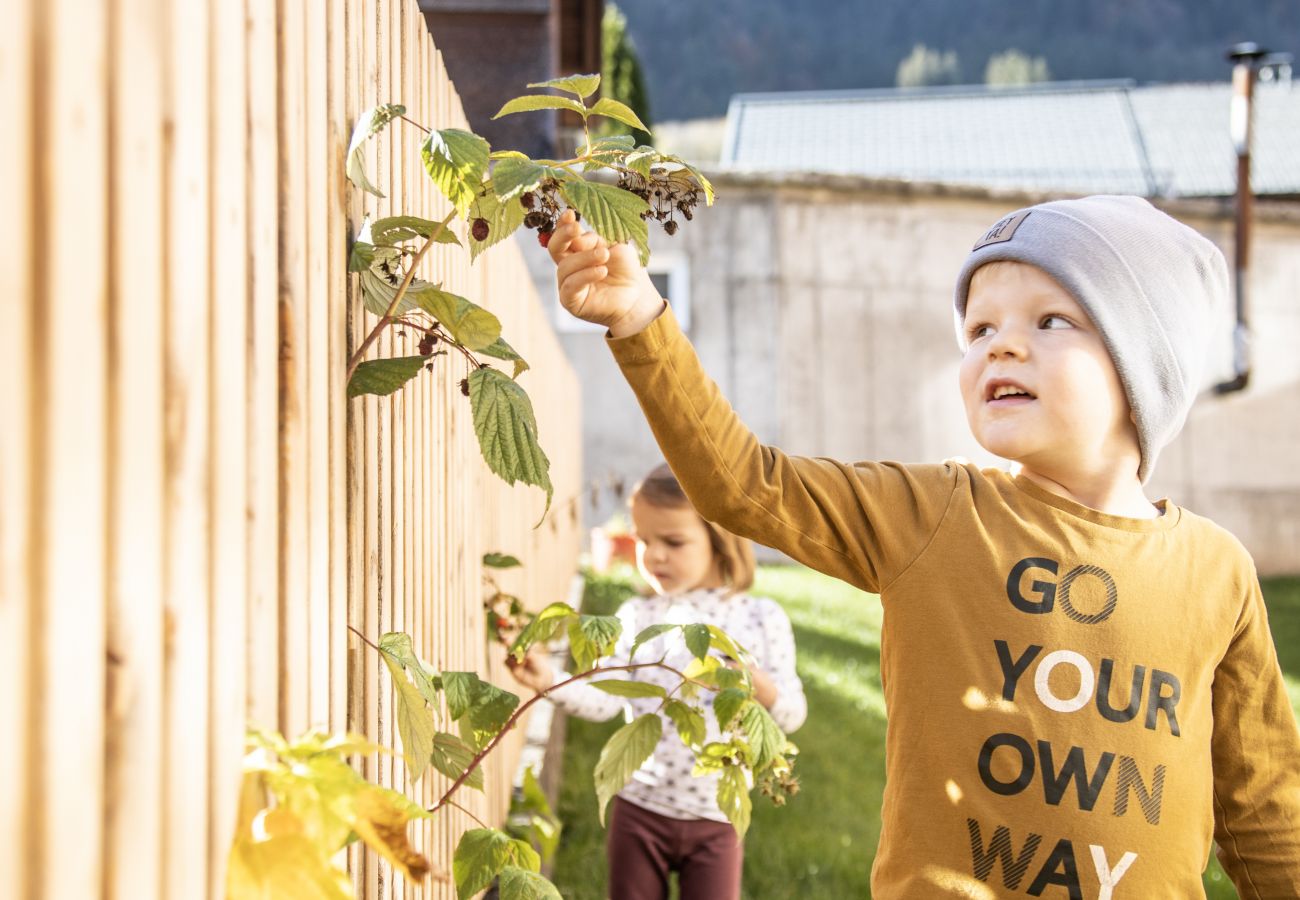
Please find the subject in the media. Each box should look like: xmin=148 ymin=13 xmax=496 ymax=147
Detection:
xmin=958 ymin=262 xmax=1140 ymax=482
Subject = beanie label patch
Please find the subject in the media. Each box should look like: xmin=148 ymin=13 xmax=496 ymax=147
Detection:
xmin=972 ymin=210 xmax=1032 ymax=251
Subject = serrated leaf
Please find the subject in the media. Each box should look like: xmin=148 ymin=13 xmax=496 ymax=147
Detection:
xmin=414 ymin=286 xmax=501 ymax=351
xmin=509 ymin=602 xmax=576 ymax=661
xmin=628 ymin=623 xmax=678 ymax=661
xmin=371 ymin=215 xmax=460 ymax=246
xmin=712 ymin=687 xmax=750 ymax=732
xmin=493 ymin=94 xmax=587 ymax=120
xmin=352 ymin=787 xmax=433 ymax=882
xmin=717 ymin=766 xmax=752 ymax=838
xmin=491 ymin=156 xmax=567 ymax=202
xmin=347 ymin=356 xmax=426 ymax=399
xmin=664 ymin=699 xmax=707 ymax=749
xmin=479 ymin=336 xmax=530 ymax=379
xmin=498 ymin=865 xmax=563 ymax=900
xmin=740 ymin=703 xmax=785 ymax=772
xmin=379 ymin=632 xmax=441 ymax=705
xmin=380 ymin=652 xmax=435 ymax=783
xmin=453 ymin=829 xmax=539 ymax=900
xmin=527 ymin=73 xmax=600 ymax=99
xmin=430 ymin=731 xmax=484 ymax=792
xmin=683 ymin=623 xmax=711 ymax=661
xmin=483 ymin=552 xmax=522 ymax=569
xmin=706 ymin=624 xmax=751 ymax=665
xmin=469 ymin=367 xmax=553 ymax=517
xmin=657 ymin=153 xmax=716 ymax=205
xmin=559 ymin=178 xmax=650 ymax=265
xmin=441 ymin=671 xmax=521 ymax=750
xmin=593 ymin=714 xmax=662 ymax=824
xmin=590 ymin=679 xmax=667 ymax=699
xmin=346 ymin=104 xmax=405 ymax=198
xmin=468 ymin=184 xmax=527 ymax=263
xmin=588 ymin=98 xmax=650 ymax=133
xmin=359 ymin=266 xmax=421 ymax=317
xmin=421 ymin=128 xmax=490 ymax=217
xmin=568 ymin=614 xmax=620 ymax=672
xmin=624 ymin=147 xmax=657 ymax=179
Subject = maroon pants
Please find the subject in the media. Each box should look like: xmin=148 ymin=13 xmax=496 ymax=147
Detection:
xmin=606 ymin=796 xmax=743 ymax=900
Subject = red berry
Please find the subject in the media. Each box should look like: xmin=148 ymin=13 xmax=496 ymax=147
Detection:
xmin=471 ymin=217 xmax=490 ymax=242
xmin=538 ymin=231 xmax=552 ymax=248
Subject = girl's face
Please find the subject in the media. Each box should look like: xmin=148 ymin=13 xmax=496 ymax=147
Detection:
xmin=629 ymin=495 xmax=723 ymax=595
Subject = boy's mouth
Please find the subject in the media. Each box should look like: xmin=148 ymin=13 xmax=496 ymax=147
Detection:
xmin=984 ymin=378 xmax=1037 ymax=404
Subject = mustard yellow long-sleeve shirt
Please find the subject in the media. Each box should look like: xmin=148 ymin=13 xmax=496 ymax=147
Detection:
xmin=608 ymin=304 xmax=1300 ymax=899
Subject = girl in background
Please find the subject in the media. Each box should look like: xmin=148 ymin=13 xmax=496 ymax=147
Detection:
xmin=508 ymin=463 xmax=806 ymax=900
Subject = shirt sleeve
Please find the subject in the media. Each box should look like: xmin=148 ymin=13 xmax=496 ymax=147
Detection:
xmin=608 ymin=304 xmax=958 ymax=594
xmin=1210 ymin=573 xmax=1300 ymax=899
xmin=544 ymin=598 xmax=642 ymax=723
xmin=757 ymin=598 xmax=807 ymax=734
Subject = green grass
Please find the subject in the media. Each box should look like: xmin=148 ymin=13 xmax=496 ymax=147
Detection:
xmin=549 ymin=567 xmax=1300 ymax=899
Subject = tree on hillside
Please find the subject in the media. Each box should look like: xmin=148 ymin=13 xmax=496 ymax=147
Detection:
xmin=985 ymin=49 xmax=1051 ymax=86
xmin=896 ymin=43 xmax=962 ymax=87
xmin=602 ymin=2 xmax=653 ymax=144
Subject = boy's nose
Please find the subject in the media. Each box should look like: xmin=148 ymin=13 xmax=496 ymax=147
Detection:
xmin=986 ymin=326 xmax=1028 ymax=359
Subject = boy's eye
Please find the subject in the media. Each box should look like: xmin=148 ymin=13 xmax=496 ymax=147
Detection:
xmin=966 ymin=323 xmax=994 ymax=342
xmin=1040 ymin=314 xmax=1073 ymax=330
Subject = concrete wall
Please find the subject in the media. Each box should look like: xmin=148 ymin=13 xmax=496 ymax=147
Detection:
xmin=549 ymin=173 xmax=1300 ymax=575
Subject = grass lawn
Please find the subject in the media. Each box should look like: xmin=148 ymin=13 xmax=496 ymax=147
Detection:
xmin=549 ymin=566 xmax=1300 ymax=899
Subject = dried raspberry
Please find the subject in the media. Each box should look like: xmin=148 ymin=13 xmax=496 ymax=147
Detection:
xmin=459 ymin=378 xmax=470 ymax=397
xmin=524 ymin=211 xmax=549 ymax=230
xmin=663 ymin=220 xmax=679 ymax=236
xmin=572 ymin=209 xmax=582 ymax=222
xmin=471 ymin=217 xmax=490 ymax=242
xmin=537 ymin=230 xmax=552 ymax=248
xmin=418 ymin=333 xmax=435 ymax=355
xmin=520 ymin=192 xmax=535 ymax=210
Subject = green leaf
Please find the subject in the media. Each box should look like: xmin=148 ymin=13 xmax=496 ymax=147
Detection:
xmin=624 ymin=147 xmax=658 ymax=179
xmin=413 ymin=286 xmax=501 ymax=351
xmin=527 ymin=73 xmax=600 ymax=99
xmin=490 ymin=156 xmax=568 ymax=202
xmin=479 ymin=336 xmax=530 ymax=379
xmin=346 ymin=104 xmax=405 ymax=198
xmin=421 ymin=128 xmax=490 ymax=217
xmin=380 ymin=652 xmax=435 ymax=783
xmin=628 ymin=623 xmax=678 ymax=662
xmin=559 ymin=177 xmax=651 ymax=266
xmin=453 ymin=828 xmax=539 ymax=899
xmin=717 ymin=766 xmax=753 ymax=838
xmin=741 ymin=703 xmax=785 ymax=773
xmin=509 ymin=602 xmax=576 ymax=661
xmin=590 ymin=679 xmax=667 ymax=699
xmin=371 ymin=215 xmax=460 ymax=246
xmin=483 ymin=552 xmax=522 ymax=569
xmin=706 ymin=624 xmax=751 ymax=665
xmin=683 ymin=623 xmax=711 ymax=661
xmin=347 ymin=356 xmax=426 ymax=399
xmin=498 ymin=865 xmax=563 ymax=900
xmin=568 ymin=614 xmax=621 ymax=672
xmin=378 ymin=632 xmax=441 ymax=705
xmin=359 ymin=267 xmax=422 ymax=317
xmin=712 ymin=688 xmax=750 ymax=732
xmin=493 ymin=94 xmax=587 ymax=120
xmin=468 ymin=184 xmax=527 ymax=263
xmin=430 ymin=731 xmax=484 ymax=792
xmin=469 ymin=367 xmax=553 ymax=517
xmin=664 ymin=699 xmax=707 ymax=749
xmin=349 ymin=216 xmax=377 ymax=272
xmin=588 ymin=97 xmax=650 ymax=133
xmin=593 ymin=714 xmax=662 ymax=824
xmin=441 ymin=671 xmax=521 ymax=750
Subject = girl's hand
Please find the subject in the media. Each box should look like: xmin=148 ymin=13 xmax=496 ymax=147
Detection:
xmin=505 ymin=652 xmax=555 ymax=694
xmin=548 ymin=209 xmax=666 ymax=337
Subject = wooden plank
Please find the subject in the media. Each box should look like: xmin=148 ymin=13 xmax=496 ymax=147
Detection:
xmin=34 ymin=0 xmax=109 ymax=896
xmin=208 ymin=0 xmax=251 ymax=892
xmin=103 ymin=1 xmax=166 ymax=897
xmin=0 ymin=0 xmax=34 ymax=896
xmin=162 ymin=0 xmax=214 ymax=895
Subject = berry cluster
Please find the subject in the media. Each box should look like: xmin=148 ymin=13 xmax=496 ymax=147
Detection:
xmin=758 ymin=766 xmax=801 ymax=807
xmin=520 ymin=178 xmax=568 ymax=248
xmin=617 ymin=168 xmax=704 ymax=236
xmin=484 ymin=591 xmax=527 ymax=646
xmin=417 ymin=327 xmax=439 ymax=356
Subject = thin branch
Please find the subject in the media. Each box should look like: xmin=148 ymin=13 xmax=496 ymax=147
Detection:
xmin=399 ymin=114 xmax=431 ymax=134
xmin=347 ymin=624 xmax=382 ymax=653
xmin=443 ymin=798 xmax=490 ymax=830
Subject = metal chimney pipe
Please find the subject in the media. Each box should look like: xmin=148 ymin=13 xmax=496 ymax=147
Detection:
xmin=1214 ymin=42 xmax=1268 ymax=395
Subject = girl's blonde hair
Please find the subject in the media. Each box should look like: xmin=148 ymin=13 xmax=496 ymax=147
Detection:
xmin=631 ymin=463 xmax=755 ymax=594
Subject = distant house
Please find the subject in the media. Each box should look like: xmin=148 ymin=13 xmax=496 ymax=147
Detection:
xmin=720 ymin=79 xmax=1300 ymax=198
xmin=419 ymin=0 xmax=603 ymax=158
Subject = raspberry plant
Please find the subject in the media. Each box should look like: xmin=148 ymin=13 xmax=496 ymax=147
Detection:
xmin=343 ymin=74 xmax=714 ymax=517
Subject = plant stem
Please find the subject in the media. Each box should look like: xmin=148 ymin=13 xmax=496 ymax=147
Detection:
xmin=444 ymin=798 xmax=490 ymax=829
xmin=347 ymin=623 xmax=382 ymax=653
xmin=347 ymin=208 xmax=458 ymax=380
xmin=399 ymin=114 xmax=431 ymax=134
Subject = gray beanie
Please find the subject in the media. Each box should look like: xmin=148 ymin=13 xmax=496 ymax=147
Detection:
xmin=952 ymin=195 xmax=1228 ymax=483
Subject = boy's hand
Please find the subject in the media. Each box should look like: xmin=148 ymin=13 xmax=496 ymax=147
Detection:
xmin=504 ymin=651 xmax=555 ymax=695
xmin=548 ymin=209 xmax=665 ymax=337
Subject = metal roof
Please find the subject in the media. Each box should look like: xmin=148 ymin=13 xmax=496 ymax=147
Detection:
xmin=721 ymin=80 xmax=1300 ymax=198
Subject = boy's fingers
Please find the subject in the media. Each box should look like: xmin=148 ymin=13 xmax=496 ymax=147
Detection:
xmin=555 ymin=246 xmax=609 ymax=284
xmin=548 ymin=210 xmax=581 ymax=259
xmin=560 ymin=266 xmax=608 ymax=301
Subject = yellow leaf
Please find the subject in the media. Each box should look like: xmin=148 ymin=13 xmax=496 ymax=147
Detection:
xmin=226 ymin=831 xmax=354 ymax=900
xmin=352 ymin=788 xmax=435 ymax=883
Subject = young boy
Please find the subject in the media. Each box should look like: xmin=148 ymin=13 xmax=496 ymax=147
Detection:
xmin=547 ymin=195 xmax=1300 ymax=899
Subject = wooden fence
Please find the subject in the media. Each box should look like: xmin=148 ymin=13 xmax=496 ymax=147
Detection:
xmin=0 ymin=0 xmax=583 ymax=897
